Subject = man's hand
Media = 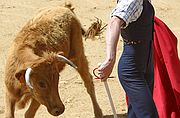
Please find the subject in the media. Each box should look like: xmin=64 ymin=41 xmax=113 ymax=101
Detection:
xmin=97 ymin=59 xmax=115 ymax=81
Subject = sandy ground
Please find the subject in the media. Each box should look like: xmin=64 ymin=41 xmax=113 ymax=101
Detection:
xmin=0 ymin=0 xmax=180 ymax=118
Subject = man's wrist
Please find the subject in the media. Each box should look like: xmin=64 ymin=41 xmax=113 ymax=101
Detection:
xmin=105 ymin=57 xmax=116 ymax=64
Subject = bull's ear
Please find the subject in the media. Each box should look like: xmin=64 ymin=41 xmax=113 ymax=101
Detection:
xmin=15 ymin=69 xmax=26 ymax=84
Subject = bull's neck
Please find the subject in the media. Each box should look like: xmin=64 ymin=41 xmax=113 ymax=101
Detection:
xmin=16 ymin=46 xmax=40 ymax=65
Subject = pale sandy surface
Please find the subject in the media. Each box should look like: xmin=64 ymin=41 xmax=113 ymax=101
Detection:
xmin=0 ymin=0 xmax=180 ymax=118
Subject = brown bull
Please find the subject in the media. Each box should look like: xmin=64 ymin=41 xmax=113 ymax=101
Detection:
xmin=4 ymin=4 xmax=103 ymax=118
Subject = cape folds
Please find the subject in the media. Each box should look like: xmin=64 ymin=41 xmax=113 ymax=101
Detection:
xmin=153 ymin=16 xmax=180 ymax=118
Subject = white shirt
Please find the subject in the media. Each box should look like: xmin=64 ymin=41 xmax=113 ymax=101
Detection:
xmin=111 ymin=0 xmax=151 ymax=28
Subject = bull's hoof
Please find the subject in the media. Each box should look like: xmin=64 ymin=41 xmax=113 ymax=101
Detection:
xmin=94 ymin=108 xmax=103 ymax=118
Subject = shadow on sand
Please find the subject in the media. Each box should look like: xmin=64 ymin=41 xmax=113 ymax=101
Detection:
xmin=103 ymin=113 xmax=127 ymax=118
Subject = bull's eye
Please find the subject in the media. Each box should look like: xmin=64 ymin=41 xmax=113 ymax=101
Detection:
xmin=38 ymin=80 xmax=47 ymax=89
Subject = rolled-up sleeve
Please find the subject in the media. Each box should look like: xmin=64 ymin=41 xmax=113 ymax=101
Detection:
xmin=111 ymin=0 xmax=144 ymax=28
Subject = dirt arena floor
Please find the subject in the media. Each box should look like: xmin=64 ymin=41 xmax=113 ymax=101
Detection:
xmin=0 ymin=0 xmax=180 ymax=117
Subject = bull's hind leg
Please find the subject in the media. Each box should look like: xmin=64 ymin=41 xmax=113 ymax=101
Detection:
xmin=73 ymin=54 xmax=103 ymax=118
xmin=70 ymin=17 xmax=103 ymax=118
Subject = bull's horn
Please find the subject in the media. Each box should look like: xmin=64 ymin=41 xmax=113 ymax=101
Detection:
xmin=25 ymin=68 xmax=33 ymax=89
xmin=57 ymin=55 xmax=78 ymax=69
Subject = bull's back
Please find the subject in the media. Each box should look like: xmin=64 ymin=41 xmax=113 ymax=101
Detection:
xmin=14 ymin=6 xmax=80 ymax=56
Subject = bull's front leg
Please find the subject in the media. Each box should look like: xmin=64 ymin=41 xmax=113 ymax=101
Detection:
xmin=25 ymin=99 xmax=40 ymax=118
xmin=74 ymin=55 xmax=103 ymax=118
xmin=5 ymin=92 xmax=16 ymax=118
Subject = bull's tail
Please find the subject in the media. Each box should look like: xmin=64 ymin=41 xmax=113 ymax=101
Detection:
xmin=81 ymin=27 xmax=86 ymax=36
xmin=83 ymin=18 xmax=107 ymax=40
xmin=63 ymin=2 xmax=106 ymax=40
xmin=64 ymin=1 xmax=75 ymax=12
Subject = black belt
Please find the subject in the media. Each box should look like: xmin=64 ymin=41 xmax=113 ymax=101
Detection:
xmin=123 ymin=39 xmax=142 ymax=45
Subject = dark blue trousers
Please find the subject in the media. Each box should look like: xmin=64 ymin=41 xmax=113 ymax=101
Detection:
xmin=118 ymin=1 xmax=159 ymax=118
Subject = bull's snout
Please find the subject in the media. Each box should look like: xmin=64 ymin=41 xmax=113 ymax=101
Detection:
xmin=50 ymin=105 xmax=65 ymax=116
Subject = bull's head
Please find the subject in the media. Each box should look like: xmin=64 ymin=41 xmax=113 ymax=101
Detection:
xmin=15 ymin=53 xmax=77 ymax=116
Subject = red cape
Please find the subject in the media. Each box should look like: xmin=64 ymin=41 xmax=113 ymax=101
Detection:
xmin=153 ymin=16 xmax=180 ymax=118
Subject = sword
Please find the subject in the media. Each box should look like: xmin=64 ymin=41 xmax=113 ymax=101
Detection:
xmin=93 ymin=68 xmax=118 ymax=118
